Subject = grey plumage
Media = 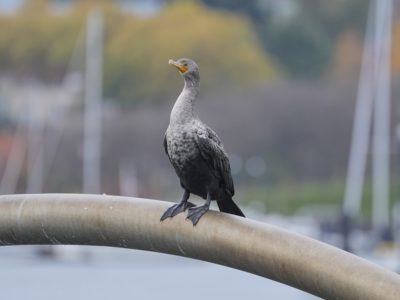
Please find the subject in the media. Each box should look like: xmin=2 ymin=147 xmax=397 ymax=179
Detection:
xmin=160 ymin=58 xmax=245 ymax=225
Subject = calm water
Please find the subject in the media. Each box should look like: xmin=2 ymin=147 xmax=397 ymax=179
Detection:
xmin=0 ymin=246 xmax=319 ymax=300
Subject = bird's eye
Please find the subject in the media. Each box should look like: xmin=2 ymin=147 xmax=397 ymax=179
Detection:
xmin=183 ymin=63 xmax=188 ymax=67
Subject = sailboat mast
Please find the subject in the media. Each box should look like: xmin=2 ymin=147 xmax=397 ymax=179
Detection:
xmin=83 ymin=10 xmax=103 ymax=194
xmin=343 ymin=0 xmax=393 ymax=230
xmin=372 ymin=0 xmax=392 ymax=229
xmin=342 ymin=0 xmax=375 ymax=218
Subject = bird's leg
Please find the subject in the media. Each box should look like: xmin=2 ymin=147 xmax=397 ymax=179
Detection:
xmin=186 ymin=193 xmax=212 ymax=226
xmin=160 ymin=190 xmax=195 ymax=221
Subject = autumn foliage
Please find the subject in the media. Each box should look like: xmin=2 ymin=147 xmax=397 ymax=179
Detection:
xmin=0 ymin=1 xmax=278 ymax=105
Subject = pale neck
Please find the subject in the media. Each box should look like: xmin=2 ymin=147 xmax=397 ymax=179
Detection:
xmin=170 ymin=77 xmax=200 ymax=125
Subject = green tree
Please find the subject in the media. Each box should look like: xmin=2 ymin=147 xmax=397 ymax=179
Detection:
xmin=0 ymin=1 xmax=279 ymax=106
xmin=264 ymin=17 xmax=332 ymax=77
xmin=200 ymin=0 xmax=270 ymax=22
xmin=200 ymin=0 xmax=369 ymax=78
xmin=105 ymin=2 xmax=278 ymax=105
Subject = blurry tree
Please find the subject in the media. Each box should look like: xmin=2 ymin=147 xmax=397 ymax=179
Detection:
xmin=331 ymin=30 xmax=363 ymax=78
xmin=200 ymin=0 xmax=369 ymax=78
xmin=331 ymin=5 xmax=400 ymax=78
xmin=297 ymin=0 xmax=369 ymax=39
xmin=393 ymin=19 xmax=400 ymax=74
xmin=199 ymin=0 xmax=270 ymax=23
xmin=263 ymin=17 xmax=332 ymax=77
xmin=0 ymin=1 xmax=278 ymax=106
xmin=21 ymin=0 xmax=51 ymax=12
xmin=104 ymin=2 xmax=278 ymax=105
xmin=0 ymin=3 xmax=86 ymax=80
xmin=260 ymin=0 xmax=368 ymax=78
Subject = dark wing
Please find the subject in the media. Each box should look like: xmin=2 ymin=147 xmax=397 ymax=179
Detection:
xmin=163 ymin=133 xmax=169 ymax=156
xmin=205 ymin=126 xmax=223 ymax=147
xmin=194 ymin=126 xmax=234 ymax=196
xmin=164 ymin=132 xmax=176 ymax=168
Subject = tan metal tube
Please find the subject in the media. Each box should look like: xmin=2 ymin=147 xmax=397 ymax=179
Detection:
xmin=0 ymin=194 xmax=399 ymax=299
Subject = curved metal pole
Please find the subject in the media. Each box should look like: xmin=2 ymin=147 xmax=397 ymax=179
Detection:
xmin=0 ymin=194 xmax=399 ymax=300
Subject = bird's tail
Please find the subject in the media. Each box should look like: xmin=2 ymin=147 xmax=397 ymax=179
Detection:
xmin=217 ymin=197 xmax=245 ymax=217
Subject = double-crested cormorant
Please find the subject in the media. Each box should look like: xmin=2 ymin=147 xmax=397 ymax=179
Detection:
xmin=160 ymin=58 xmax=245 ymax=225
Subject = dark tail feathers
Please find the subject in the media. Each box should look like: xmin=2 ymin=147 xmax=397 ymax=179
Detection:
xmin=217 ymin=197 xmax=245 ymax=217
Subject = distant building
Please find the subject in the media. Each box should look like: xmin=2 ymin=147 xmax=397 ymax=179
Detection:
xmin=0 ymin=73 xmax=82 ymax=125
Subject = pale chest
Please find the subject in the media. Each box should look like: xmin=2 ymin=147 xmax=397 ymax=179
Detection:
xmin=166 ymin=125 xmax=200 ymax=166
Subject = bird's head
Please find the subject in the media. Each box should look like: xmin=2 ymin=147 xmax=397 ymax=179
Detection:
xmin=169 ymin=58 xmax=199 ymax=83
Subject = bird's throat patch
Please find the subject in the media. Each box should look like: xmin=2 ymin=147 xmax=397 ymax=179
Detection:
xmin=178 ymin=65 xmax=188 ymax=73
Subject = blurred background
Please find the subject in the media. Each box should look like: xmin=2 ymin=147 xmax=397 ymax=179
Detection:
xmin=0 ymin=0 xmax=399 ymax=299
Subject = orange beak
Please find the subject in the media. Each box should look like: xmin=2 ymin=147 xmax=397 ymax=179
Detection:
xmin=169 ymin=59 xmax=188 ymax=74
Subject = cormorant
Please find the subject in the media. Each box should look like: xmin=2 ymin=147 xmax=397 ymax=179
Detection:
xmin=160 ymin=58 xmax=245 ymax=225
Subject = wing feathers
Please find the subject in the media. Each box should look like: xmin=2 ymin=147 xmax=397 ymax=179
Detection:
xmin=194 ymin=127 xmax=234 ymax=196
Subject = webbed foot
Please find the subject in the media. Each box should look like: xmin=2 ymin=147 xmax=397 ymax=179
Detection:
xmin=186 ymin=205 xmax=210 ymax=226
xmin=160 ymin=201 xmax=195 ymax=221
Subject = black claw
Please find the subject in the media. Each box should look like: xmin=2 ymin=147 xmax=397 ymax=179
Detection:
xmin=160 ymin=201 xmax=195 ymax=221
xmin=186 ymin=205 xmax=210 ymax=226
